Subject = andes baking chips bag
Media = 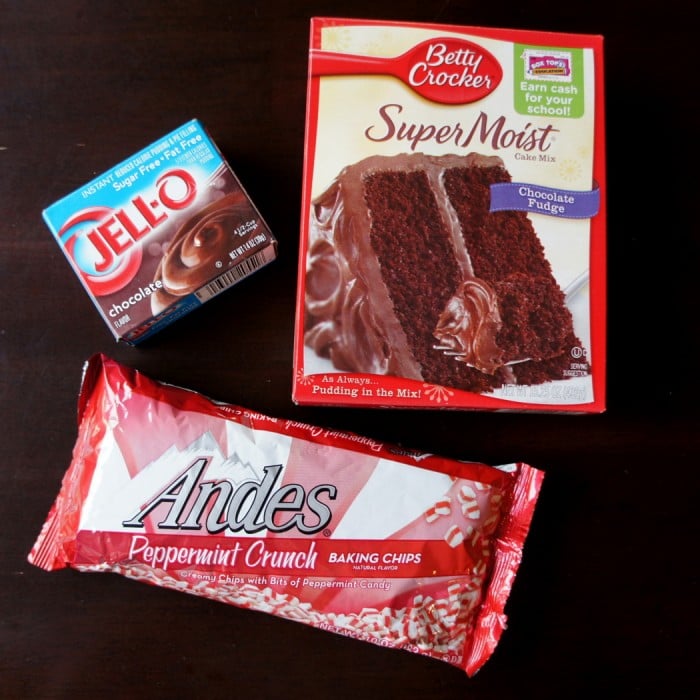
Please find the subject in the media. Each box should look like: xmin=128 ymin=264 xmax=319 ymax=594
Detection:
xmin=29 ymin=355 xmax=543 ymax=676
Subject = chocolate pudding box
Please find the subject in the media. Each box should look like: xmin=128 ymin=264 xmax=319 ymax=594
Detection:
xmin=293 ymin=18 xmax=606 ymax=413
xmin=43 ymin=119 xmax=277 ymax=344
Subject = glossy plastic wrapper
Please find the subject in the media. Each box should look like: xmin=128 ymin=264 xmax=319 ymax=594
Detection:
xmin=29 ymin=355 xmax=543 ymax=676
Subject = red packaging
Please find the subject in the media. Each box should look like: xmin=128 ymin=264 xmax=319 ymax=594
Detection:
xmin=293 ymin=18 xmax=606 ymax=413
xmin=29 ymin=355 xmax=543 ymax=676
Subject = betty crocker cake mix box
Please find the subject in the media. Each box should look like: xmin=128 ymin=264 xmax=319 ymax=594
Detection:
xmin=43 ymin=119 xmax=277 ymax=344
xmin=293 ymin=18 xmax=606 ymax=413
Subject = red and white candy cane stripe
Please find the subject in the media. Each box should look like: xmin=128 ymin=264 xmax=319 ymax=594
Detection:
xmin=457 ymin=485 xmax=481 ymax=520
xmin=30 ymin=356 xmax=545 ymax=679
xmin=444 ymin=524 xmax=465 ymax=548
xmin=103 ymin=560 xmax=487 ymax=659
xmin=425 ymin=497 xmax=452 ymax=522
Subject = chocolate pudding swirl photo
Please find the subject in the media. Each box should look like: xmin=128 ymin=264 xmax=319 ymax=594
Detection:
xmin=152 ymin=190 xmax=259 ymax=314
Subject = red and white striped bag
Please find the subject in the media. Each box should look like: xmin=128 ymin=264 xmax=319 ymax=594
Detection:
xmin=29 ymin=354 xmax=543 ymax=676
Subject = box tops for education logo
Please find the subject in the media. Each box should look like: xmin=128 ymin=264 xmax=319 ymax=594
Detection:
xmin=514 ymin=44 xmax=584 ymax=119
xmin=521 ymin=48 xmax=573 ymax=82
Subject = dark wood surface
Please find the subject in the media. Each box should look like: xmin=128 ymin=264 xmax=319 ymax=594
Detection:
xmin=1 ymin=2 xmax=697 ymax=698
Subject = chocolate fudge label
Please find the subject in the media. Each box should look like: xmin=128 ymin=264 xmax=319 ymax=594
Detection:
xmin=44 ymin=119 xmax=276 ymax=343
xmin=489 ymin=181 xmax=600 ymax=219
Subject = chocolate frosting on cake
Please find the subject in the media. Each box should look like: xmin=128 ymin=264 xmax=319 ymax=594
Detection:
xmin=305 ymin=153 xmax=510 ymax=382
xmin=433 ymin=279 xmax=503 ymax=374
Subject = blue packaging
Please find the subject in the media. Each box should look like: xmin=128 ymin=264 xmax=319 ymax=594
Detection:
xmin=43 ymin=119 xmax=277 ymax=343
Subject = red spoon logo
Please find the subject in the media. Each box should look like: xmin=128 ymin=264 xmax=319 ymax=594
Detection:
xmin=310 ymin=37 xmax=502 ymax=105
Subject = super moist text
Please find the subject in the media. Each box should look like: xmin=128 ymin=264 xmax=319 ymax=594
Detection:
xmin=365 ymin=103 xmax=558 ymax=153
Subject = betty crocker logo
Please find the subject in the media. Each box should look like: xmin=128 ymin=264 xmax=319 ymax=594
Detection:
xmin=58 ymin=168 xmax=198 ymax=296
xmin=311 ymin=37 xmax=502 ymax=105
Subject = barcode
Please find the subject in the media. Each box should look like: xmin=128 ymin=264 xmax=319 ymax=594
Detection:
xmin=195 ymin=249 xmax=271 ymax=302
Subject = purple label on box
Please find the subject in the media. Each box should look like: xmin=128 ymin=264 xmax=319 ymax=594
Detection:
xmin=489 ymin=182 xmax=600 ymax=219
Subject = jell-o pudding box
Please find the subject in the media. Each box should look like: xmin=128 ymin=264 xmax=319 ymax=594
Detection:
xmin=43 ymin=119 xmax=277 ymax=344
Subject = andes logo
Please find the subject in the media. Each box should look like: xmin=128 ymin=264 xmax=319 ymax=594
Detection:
xmin=122 ymin=459 xmax=337 ymax=535
xmin=58 ymin=168 xmax=197 ymax=297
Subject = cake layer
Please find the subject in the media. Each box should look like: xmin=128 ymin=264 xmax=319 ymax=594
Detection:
xmin=304 ymin=153 xmax=587 ymax=393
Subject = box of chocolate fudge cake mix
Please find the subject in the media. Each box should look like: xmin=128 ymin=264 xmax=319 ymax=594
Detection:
xmin=292 ymin=17 xmax=606 ymax=413
xmin=43 ymin=119 xmax=277 ymax=344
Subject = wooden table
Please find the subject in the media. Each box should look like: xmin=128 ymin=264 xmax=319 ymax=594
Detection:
xmin=1 ymin=2 xmax=696 ymax=697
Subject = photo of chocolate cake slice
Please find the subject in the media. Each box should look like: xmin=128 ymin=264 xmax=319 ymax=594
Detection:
xmin=304 ymin=153 xmax=588 ymax=393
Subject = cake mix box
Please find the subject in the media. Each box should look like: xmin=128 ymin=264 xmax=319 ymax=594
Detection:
xmin=293 ymin=18 xmax=606 ymax=413
xmin=44 ymin=119 xmax=277 ymax=344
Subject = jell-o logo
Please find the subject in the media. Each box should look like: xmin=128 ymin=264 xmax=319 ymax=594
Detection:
xmin=58 ymin=169 xmax=197 ymax=296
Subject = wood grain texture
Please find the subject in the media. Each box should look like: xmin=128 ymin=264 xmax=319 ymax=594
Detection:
xmin=0 ymin=2 xmax=696 ymax=698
